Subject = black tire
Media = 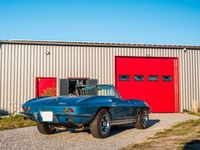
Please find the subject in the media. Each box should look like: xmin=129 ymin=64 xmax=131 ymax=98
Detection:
xmin=135 ymin=109 xmax=149 ymax=129
xmin=90 ymin=109 xmax=111 ymax=138
xmin=37 ymin=122 xmax=56 ymax=134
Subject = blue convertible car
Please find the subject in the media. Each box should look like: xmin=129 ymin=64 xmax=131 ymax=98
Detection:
xmin=22 ymin=84 xmax=150 ymax=138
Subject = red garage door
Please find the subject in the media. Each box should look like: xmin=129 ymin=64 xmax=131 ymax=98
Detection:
xmin=36 ymin=77 xmax=57 ymax=97
xmin=115 ymin=57 xmax=179 ymax=113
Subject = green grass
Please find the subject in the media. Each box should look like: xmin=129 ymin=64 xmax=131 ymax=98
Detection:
xmin=186 ymin=111 xmax=200 ymax=116
xmin=0 ymin=114 xmax=36 ymax=131
xmin=183 ymin=109 xmax=200 ymax=116
xmin=122 ymin=119 xmax=200 ymax=150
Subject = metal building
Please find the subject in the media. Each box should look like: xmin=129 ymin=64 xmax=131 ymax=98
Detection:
xmin=0 ymin=40 xmax=200 ymax=114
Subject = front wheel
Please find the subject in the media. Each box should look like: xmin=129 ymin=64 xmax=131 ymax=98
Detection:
xmin=90 ymin=109 xmax=111 ymax=138
xmin=135 ymin=109 xmax=149 ymax=129
xmin=37 ymin=122 xmax=56 ymax=134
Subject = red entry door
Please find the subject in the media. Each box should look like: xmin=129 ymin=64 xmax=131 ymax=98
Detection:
xmin=116 ymin=57 xmax=179 ymax=113
xmin=36 ymin=77 xmax=57 ymax=97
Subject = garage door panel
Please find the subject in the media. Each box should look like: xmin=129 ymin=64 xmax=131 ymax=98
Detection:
xmin=116 ymin=57 xmax=179 ymax=113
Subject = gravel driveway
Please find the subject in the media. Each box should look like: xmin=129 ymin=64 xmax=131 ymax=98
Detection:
xmin=0 ymin=113 xmax=199 ymax=150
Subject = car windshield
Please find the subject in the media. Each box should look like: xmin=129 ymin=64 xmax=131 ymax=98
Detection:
xmin=69 ymin=85 xmax=120 ymax=98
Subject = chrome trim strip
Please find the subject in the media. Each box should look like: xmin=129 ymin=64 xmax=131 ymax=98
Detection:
xmin=55 ymin=113 xmax=92 ymax=117
xmin=111 ymin=119 xmax=136 ymax=125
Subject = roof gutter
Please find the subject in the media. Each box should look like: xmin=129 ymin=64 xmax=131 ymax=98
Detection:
xmin=0 ymin=40 xmax=200 ymax=50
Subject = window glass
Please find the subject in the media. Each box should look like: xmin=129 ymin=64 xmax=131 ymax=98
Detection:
xmin=148 ymin=75 xmax=158 ymax=81
xmin=119 ymin=75 xmax=130 ymax=81
xmin=162 ymin=75 xmax=172 ymax=81
xmin=134 ymin=75 xmax=144 ymax=81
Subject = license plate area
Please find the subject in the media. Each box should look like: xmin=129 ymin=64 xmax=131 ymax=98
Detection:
xmin=40 ymin=111 xmax=53 ymax=122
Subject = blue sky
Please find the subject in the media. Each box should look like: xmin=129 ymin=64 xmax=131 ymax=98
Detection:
xmin=0 ymin=0 xmax=200 ymax=45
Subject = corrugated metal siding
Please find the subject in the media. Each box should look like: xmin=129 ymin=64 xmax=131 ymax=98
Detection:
xmin=0 ymin=43 xmax=200 ymax=113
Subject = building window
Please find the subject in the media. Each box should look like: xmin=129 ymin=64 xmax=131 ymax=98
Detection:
xmin=119 ymin=75 xmax=130 ymax=81
xmin=134 ymin=75 xmax=144 ymax=81
xmin=148 ymin=75 xmax=158 ymax=81
xmin=162 ymin=75 xmax=172 ymax=81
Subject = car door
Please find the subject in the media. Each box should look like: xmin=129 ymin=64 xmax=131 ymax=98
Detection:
xmin=110 ymin=97 xmax=134 ymax=120
xmin=126 ymin=100 xmax=138 ymax=119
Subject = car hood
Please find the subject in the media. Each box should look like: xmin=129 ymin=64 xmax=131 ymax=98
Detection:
xmin=24 ymin=96 xmax=93 ymax=107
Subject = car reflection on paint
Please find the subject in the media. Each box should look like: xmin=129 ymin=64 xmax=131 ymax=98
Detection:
xmin=22 ymin=84 xmax=150 ymax=138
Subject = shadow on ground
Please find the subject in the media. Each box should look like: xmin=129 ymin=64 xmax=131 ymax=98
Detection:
xmin=183 ymin=140 xmax=200 ymax=150
xmin=54 ymin=119 xmax=160 ymax=137
xmin=110 ymin=119 xmax=160 ymax=137
xmin=148 ymin=119 xmax=160 ymax=127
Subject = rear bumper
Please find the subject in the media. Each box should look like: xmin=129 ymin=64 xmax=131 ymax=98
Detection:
xmin=23 ymin=112 xmax=93 ymax=125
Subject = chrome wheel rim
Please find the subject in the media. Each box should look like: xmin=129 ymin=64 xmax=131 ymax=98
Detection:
xmin=142 ymin=112 xmax=148 ymax=127
xmin=100 ymin=113 xmax=111 ymax=135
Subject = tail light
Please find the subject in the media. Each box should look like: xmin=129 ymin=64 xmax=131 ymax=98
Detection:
xmin=22 ymin=106 xmax=27 ymax=111
xmin=22 ymin=106 xmax=30 ymax=111
xmin=63 ymin=107 xmax=68 ymax=112
xmin=69 ymin=108 xmax=74 ymax=113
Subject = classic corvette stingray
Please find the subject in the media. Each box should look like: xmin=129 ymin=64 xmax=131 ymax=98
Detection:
xmin=22 ymin=84 xmax=150 ymax=138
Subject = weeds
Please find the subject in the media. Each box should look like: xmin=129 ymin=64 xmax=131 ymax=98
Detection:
xmin=0 ymin=114 xmax=36 ymax=131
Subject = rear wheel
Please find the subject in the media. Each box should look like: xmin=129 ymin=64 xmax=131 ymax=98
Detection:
xmin=37 ymin=122 xmax=56 ymax=134
xmin=90 ymin=109 xmax=111 ymax=138
xmin=135 ymin=109 xmax=149 ymax=129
